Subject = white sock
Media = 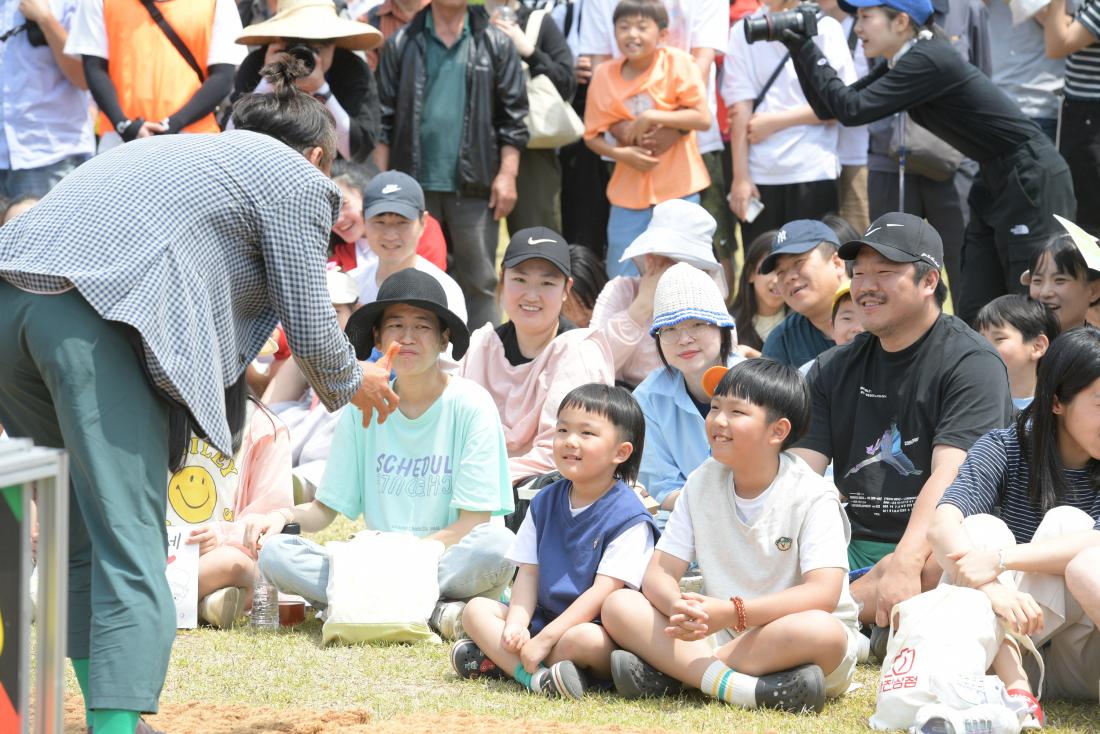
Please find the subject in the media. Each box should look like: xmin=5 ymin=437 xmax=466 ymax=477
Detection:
xmin=700 ymin=659 xmax=758 ymax=708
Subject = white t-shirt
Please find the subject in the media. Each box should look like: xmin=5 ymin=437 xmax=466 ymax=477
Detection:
xmin=65 ymin=0 xmax=247 ymax=66
xmin=657 ymin=467 xmax=849 ymax=576
xmin=351 ymin=248 xmax=469 ymax=326
xmin=508 ymin=502 xmax=655 ymax=590
xmin=721 ymin=13 xmax=855 ymax=184
xmin=577 ymin=0 xmax=729 ymax=154
xmin=836 ymin=15 xmax=870 ymax=167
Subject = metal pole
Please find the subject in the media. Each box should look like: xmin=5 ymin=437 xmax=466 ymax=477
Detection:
xmin=897 ymin=111 xmax=907 ymax=214
xmin=36 ymin=451 xmax=68 ymax=734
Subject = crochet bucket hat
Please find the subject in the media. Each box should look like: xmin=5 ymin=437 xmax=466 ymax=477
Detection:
xmin=650 ymin=263 xmax=735 ymax=335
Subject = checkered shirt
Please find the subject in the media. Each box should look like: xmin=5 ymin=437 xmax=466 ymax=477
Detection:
xmin=0 ymin=130 xmax=362 ymax=454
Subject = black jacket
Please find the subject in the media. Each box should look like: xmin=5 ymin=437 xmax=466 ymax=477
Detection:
xmin=377 ymin=5 xmax=529 ymax=198
xmin=231 ymin=47 xmax=380 ymax=163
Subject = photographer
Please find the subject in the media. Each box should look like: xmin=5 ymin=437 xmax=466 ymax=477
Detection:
xmin=231 ymin=0 xmax=384 ymax=163
xmin=0 ymin=0 xmax=92 ymax=199
xmin=773 ymin=0 xmax=1076 ymax=322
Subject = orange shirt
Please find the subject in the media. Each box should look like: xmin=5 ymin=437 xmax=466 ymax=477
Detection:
xmin=584 ymin=46 xmax=710 ymax=210
xmin=102 ymin=0 xmax=218 ymax=133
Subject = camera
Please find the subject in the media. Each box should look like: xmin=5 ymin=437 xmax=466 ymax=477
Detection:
xmin=284 ymin=44 xmax=318 ymax=74
xmin=25 ymin=20 xmax=47 ymax=47
xmin=744 ymin=3 xmax=819 ymax=44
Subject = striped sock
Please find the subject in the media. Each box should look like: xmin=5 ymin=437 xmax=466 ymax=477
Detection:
xmin=700 ymin=659 xmax=758 ymax=708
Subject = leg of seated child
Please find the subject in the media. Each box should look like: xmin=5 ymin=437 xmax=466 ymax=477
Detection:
xmin=198 ymin=545 xmax=254 ymax=600
xmin=257 ymin=534 xmax=330 ymax=607
xmin=462 ymin=597 xmax=523 ymax=675
xmin=544 ymin=622 xmax=616 ymax=679
xmin=603 ymin=589 xmax=849 ymax=709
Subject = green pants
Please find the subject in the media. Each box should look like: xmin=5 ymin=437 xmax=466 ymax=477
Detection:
xmin=0 ymin=282 xmax=174 ymax=712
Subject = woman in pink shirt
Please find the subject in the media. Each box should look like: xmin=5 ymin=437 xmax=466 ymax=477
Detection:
xmin=458 ymin=228 xmax=614 ymax=486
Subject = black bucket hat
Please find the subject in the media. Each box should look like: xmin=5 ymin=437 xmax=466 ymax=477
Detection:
xmin=344 ymin=269 xmax=470 ymax=360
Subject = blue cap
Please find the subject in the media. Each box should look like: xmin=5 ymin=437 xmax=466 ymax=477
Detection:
xmin=759 ymin=220 xmax=841 ymax=275
xmin=837 ymin=0 xmax=933 ymax=25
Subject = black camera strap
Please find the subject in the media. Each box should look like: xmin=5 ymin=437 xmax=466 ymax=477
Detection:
xmin=138 ymin=0 xmax=206 ymax=82
xmin=753 ymin=52 xmax=790 ymax=111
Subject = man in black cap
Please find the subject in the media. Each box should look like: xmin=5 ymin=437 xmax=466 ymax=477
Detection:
xmin=792 ymin=213 xmax=1012 ymax=644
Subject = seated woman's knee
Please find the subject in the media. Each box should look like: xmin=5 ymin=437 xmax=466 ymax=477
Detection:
xmin=1065 ymin=546 xmax=1100 ymax=600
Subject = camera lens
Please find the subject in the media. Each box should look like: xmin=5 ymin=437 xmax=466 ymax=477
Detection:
xmin=284 ymin=44 xmax=318 ymax=74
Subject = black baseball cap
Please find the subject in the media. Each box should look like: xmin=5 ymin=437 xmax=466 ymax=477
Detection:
xmin=362 ymin=171 xmax=424 ymax=221
xmin=838 ymin=212 xmax=944 ymax=270
xmin=502 ymin=226 xmax=571 ymax=277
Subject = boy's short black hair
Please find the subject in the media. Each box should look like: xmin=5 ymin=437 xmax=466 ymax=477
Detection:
xmin=612 ymin=0 xmax=669 ymax=29
xmin=712 ymin=359 xmax=810 ymax=450
xmin=975 ymin=293 xmax=1061 ymax=344
xmin=558 ymin=383 xmax=646 ymax=485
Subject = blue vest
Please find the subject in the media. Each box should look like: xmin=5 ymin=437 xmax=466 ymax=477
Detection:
xmin=529 ymin=478 xmax=658 ymax=632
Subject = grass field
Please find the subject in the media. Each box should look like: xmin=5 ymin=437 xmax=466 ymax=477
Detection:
xmin=41 ymin=516 xmax=1100 ymax=733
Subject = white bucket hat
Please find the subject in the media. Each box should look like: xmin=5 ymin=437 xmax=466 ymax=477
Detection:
xmin=650 ymin=263 xmax=735 ymax=336
xmin=237 ymin=0 xmax=383 ymax=50
xmin=619 ymin=199 xmax=720 ymax=273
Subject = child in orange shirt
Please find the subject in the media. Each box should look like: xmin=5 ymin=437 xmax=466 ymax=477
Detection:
xmin=584 ymin=0 xmax=711 ymax=279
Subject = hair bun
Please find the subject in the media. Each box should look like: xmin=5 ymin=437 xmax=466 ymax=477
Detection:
xmin=260 ymin=57 xmax=312 ymax=98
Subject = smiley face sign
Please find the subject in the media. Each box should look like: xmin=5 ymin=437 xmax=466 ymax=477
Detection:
xmin=168 ymin=466 xmax=218 ymax=524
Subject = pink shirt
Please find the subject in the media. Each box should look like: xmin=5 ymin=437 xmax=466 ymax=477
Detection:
xmin=458 ymin=324 xmax=615 ymax=484
xmin=591 ymin=276 xmax=662 ymax=387
xmin=215 ymin=404 xmax=293 ymax=556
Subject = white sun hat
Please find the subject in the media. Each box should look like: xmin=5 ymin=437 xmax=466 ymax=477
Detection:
xmin=619 ymin=199 xmax=720 ymax=273
xmin=237 ymin=0 xmax=383 ymax=51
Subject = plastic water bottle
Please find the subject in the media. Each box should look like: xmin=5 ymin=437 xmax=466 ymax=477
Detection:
xmin=250 ymin=564 xmax=279 ymax=630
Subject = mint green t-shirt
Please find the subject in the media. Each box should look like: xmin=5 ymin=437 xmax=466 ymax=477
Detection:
xmin=317 ymin=375 xmax=513 ymax=535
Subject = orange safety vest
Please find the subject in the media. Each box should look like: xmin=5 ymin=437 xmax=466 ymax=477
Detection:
xmin=101 ymin=0 xmax=219 ymax=134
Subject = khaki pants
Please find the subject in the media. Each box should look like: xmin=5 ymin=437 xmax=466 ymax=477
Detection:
xmin=838 ymin=164 xmax=870 ymax=235
xmin=961 ymin=508 xmax=1100 ymax=699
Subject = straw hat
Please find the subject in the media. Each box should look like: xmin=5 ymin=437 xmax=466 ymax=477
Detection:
xmin=237 ymin=0 xmax=383 ymax=51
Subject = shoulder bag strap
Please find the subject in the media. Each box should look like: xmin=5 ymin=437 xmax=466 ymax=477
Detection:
xmin=753 ymin=52 xmax=789 ymax=111
xmin=138 ymin=0 xmax=205 ymax=82
xmin=525 ymin=7 xmax=548 ymax=47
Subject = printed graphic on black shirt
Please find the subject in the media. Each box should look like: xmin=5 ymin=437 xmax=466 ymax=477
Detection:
xmin=843 ymin=423 xmax=923 ymax=480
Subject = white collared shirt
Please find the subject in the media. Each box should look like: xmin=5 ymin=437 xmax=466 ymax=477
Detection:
xmin=0 ymin=0 xmax=94 ymax=170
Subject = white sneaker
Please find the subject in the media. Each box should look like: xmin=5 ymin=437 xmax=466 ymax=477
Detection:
xmin=912 ymin=703 xmax=1023 ymax=734
xmin=429 ymin=600 xmax=467 ymax=640
xmin=199 ymin=586 xmax=248 ymax=629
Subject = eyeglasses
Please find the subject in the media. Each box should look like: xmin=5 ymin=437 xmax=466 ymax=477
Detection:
xmin=656 ymin=322 xmax=717 ymax=342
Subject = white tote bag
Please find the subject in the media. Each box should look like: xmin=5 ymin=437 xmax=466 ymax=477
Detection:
xmin=869 ymin=586 xmax=1008 ymax=730
xmin=321 ymin=531 xmax=445 ymax=645
xmin=522 ymin=10 xmax=585 ymax=149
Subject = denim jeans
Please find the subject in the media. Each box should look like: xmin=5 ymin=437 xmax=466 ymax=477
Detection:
xmin=0 ymin=153 xmax=90 ymax=200
xmin=258 ymin=522 xmax=516 ymax=608
xmin=605 ymin=193 xmax=701 ymax=279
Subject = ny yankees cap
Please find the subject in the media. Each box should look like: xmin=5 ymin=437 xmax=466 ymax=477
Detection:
xmin=362 ymin=171 xmax=425 ymax=221
xmin=502 ymin=226 xmax=571 ymax=277
xmin=759 ymin=219 xmax=841 ymax=274
xmin=838 ymin=212 xmax=944 ymax=270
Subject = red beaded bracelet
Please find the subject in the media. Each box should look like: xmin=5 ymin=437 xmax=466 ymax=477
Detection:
xmin=730 ymin=596 xmax=747 ymax=633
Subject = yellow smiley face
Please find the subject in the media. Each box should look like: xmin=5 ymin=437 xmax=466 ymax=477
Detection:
xmin=168 ymin=466 xmax=217 ymax=524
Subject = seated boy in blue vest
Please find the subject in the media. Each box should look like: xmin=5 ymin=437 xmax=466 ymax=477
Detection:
xmin=599 ymin=359 xmax=860 ymax=712
xmin=451 ymin=384 xmax=659 ymax=699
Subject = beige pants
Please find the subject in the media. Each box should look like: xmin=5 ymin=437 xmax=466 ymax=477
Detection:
xmin=961 ymin=508 xmax=1100 ymax=699
xmin=838 ymin=164 xmax=870 ymax=235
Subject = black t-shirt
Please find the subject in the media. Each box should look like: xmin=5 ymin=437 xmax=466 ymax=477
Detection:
xmin=798 ymin=314 xmax=1013 ymax=544
xmin=496 ymin=317 xmax=576 ymax=366
xmin=791 ymin=36 xmax=1041 ymax=163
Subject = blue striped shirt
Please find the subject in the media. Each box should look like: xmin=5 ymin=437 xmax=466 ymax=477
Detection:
xmin=939 ymin=427 xmax=1100 ymax=543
